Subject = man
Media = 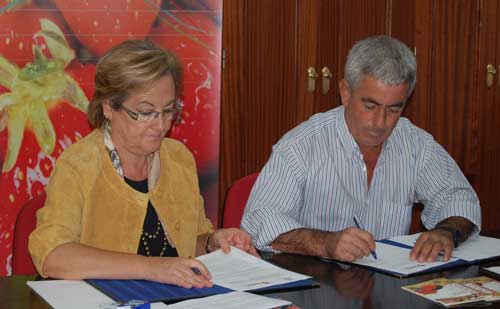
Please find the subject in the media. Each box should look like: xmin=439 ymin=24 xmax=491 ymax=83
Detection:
xmin=241 ymin=36 xmax=481 ymax=263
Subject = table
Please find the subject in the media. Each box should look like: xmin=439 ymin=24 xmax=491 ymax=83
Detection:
xmin=268 ymin=253 xmax=500 ymax=309
xmin=1 ymin=255 xmax=499 ymax=308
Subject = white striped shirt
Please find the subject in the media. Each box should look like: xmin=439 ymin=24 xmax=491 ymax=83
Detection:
xmin=241 ymin=106 xmax=481 ymax=250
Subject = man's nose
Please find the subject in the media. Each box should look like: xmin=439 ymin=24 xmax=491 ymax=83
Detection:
xmin=374 ymin=108 xmax=387 ymax=128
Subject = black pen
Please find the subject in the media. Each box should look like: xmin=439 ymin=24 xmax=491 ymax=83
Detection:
xmin=353 ymin=215 xmax=378 ymax=260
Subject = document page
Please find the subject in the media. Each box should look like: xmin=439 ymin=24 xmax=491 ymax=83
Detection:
xmin=166 ymin=291 xmax=291 ymax=309
xmin=28 ymin=280 xmax=169 ymax=309
xmin=484 ymin=266 xmax=500 ymax=275
xmin=351 ymin=242 xmax=459 ymax=276
xmin=196 ymin=246 xmax=311 ymax=291
xmin=389 ymin=233 xmax=500 ymax=262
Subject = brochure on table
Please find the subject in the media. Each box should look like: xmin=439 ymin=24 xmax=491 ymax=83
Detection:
xmin=402 ymin=276 xmax=500 ymax=307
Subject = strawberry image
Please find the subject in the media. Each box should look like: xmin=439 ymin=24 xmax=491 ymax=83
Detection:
xmin=149 ymin=2 xmax=222 ymax=172
xmin=52 ymin=0 xmax=162 ymax=56
xmin=0 ymin=17 xmax=91 ymax=275
xmin=0 ymin=0 xmax=222 ymax=275
xmin=0 ymin=2 xmax=70 ymax=66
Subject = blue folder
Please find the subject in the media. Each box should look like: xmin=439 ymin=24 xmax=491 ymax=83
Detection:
xmin=86 ymin=278 xmax=315 ymax=304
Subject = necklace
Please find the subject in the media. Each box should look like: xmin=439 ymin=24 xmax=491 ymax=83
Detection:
xmin=140 ymin=220 xmax=168 ymax=256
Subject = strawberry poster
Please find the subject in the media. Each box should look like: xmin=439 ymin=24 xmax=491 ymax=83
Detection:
xmin=0 ymin=0 xmax=222 ymax=276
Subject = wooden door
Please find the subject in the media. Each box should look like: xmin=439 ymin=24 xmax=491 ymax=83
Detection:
xmin=220 ymin=0 xmax=304 ymax=223
xmin=475 ymin=0 xmax=500 ymax=234
xmin=220 ymin=0 xmax=407 ymax=223
xmin=302 ymin=0 xmax=390 ymax=117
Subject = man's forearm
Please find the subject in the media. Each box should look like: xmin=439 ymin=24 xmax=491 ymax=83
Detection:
xmin=434 ymin=216 xmax=475 ymax=243
xmin=270 ymin=228 xmax=334 ymax=257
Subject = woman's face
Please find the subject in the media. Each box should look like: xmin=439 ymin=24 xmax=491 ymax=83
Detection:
xmin=103 ymin=75 xmax=177 ymax=158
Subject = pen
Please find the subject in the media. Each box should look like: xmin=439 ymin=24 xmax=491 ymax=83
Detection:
xmin=191 ymin=267 xmax=201 ymax=275
xmin=353 ymin=215 xmax=378 ymax=260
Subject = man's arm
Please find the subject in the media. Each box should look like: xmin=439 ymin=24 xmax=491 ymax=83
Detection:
xmin=271 ymin=227 xmax=376 ymax=262
xmin=410 ymin=216 xmax=474 ymax=262
xmin=412 ymin=138 xmax=481 ymax=262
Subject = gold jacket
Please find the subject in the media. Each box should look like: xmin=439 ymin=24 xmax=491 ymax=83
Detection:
xmin=29 ymin=130 xmax=213 ymax=276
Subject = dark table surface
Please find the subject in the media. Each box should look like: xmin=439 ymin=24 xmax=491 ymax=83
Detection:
xmin=268 ymin=253 xmax=500 ymax=309
xmin=1 ymin=254 xmax=500 ymax=309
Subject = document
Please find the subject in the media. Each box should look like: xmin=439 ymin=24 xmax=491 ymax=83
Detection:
xmin=27 ymin=280 xmax=169 ymax=309
xmin=389 ymin=233 xmax=500 ymax=262
xmin=86 ymin=247 xmax=313 ymax=304
xmin=166 ymin=291 xmax=291 ymax=309
xmin=196 ymin=246 xmax=311 ymax=291
xmin=484 ymin=266 xmax=500 ymax=276
xmin=349 ymin=242 xmax=459 ymax=276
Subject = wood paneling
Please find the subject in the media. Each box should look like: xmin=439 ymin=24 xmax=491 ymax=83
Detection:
xmin=220 ymin=0 xmax=302 ymax=223
xmin=475 ymin=0 xmax=500 ymax=234
xmin=220 ymin=0 xmax=392 ymax=224
xmin=220 ymin=0 xmax=500 ymax=233
xmin=428 ymin=1 xmax=480 ymax=170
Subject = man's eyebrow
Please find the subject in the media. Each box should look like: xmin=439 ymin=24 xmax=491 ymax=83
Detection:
xmin=361 ymin=97 xmax=405 ymax=107
xmin=361 ymin=97 xmax=381 ymax=105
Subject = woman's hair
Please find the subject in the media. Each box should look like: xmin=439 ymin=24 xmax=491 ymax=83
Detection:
xmin=87 ymin=40 xmax=183 ymax=128
xmin=344 ymin=35 xmax=416 ymax=97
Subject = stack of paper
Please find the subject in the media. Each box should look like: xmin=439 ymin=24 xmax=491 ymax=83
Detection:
xmin=196 ymin=246 xmax=311 ymax=291
xmin=167 ymin=291 xmax=291 ymax=309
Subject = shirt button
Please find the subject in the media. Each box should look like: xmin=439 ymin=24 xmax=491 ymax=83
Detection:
xmin=362 ymin=166 xmax=367 ymax=172
xmin=175 ymin=222 xmax=180 ymax=231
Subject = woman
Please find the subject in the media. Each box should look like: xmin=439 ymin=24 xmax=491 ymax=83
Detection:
xmin=29 ymin=40 xmax=256 ymax=289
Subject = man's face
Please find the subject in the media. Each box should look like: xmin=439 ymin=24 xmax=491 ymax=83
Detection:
xmin=339 ymin=75 xmax=409 ymax=150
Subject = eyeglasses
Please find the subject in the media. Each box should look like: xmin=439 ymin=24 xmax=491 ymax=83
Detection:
xmin=121 ymin=101 xmax=183 ymax=122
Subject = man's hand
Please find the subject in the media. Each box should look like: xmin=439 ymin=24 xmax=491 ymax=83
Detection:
xmin=410 ymin=229 xmax=454 ymax=262
xmin=324 ymin=227 xmax=376 ymax=262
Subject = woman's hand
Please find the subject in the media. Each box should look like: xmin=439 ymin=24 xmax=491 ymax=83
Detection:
xmin=207 ymin=228 xmax=259 ymax=257
xmin=144 ymin=257 xmax=212 ymax=288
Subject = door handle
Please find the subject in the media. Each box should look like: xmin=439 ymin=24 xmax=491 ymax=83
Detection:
xmin=321 ymin=66 xmax=333 ymax=94
xmin=486 ymin=64 xmax=496 ymax=88
xmin=307 ymin=66 xmax=318 ymax=93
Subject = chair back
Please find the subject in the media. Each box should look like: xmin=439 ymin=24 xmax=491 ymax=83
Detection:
xmin=222 ymin=173 xmax=259 ymax=228
xmin=12 ymin=192 xmax=46 ymax=275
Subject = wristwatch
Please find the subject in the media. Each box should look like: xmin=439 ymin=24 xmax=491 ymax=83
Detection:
xmin=436 ymin=226 xmax=462 ymax=248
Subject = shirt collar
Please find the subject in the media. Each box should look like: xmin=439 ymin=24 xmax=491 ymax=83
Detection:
xmin=335 ymin=105 xmax=361 ymax=158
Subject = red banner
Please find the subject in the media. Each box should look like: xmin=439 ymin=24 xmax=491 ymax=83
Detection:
xmin=0 ymin=0 xmax=222 ymax=276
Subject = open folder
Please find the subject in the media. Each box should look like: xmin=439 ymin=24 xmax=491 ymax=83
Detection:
xmin=321 ymin=234 xmax=500 ymax=278
xmin=87 ymin=247 xmax=314 ymax=304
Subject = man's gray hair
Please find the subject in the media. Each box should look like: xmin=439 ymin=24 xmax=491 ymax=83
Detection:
xmin=344 ymin=35 xmax=416 ymax=97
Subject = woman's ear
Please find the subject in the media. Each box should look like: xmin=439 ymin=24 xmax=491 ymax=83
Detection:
xmin=102 ymin=100 xmax=113 ymax=121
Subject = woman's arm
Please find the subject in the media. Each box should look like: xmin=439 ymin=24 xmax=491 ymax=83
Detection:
xmin=43 ymin=242 xmax=213 ymax=288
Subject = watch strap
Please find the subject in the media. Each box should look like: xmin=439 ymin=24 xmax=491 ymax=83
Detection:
xmin=435 ymin=226 xmax=462 ymax=248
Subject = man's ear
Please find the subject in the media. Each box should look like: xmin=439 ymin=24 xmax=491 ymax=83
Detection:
xmin=339 ymin=79 xmax=351 ymax=106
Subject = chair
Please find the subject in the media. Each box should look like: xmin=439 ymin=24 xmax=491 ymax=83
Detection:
xmin=222 ymin=173 xmax=259 ymax=228
xmin=12 ymin=192 xmax=46 ymax=275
